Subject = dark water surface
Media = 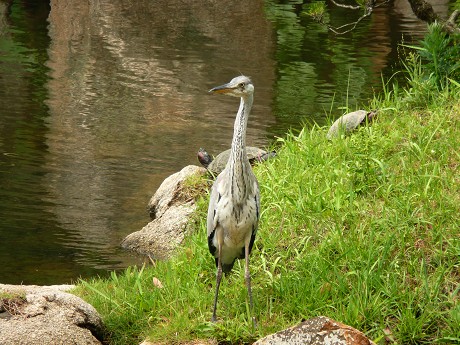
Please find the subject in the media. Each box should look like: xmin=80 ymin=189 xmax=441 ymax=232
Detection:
xmin=0 ymin=0 xmax=452 ymax=284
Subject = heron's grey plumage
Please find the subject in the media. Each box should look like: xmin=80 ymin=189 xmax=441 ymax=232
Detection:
xmin=206 ymin=76 xmax=260 ymax=324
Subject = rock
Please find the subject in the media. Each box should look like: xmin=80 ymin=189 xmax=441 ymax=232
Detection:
xmin=0 ymin=284 xmax=104 ymax=345
xmin=122 ymin=203 xmax=197 ymax=259
xmin=122 ymin=165 xmax=207 ymax=259
xmin=253 ymin=316 xmax=376 ymax=345
xmin=147 ymin=165 xmax=207 ymax=219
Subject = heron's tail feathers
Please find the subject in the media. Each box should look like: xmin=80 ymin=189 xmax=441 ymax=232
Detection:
xmin=215 ymin=257 xmax=236 ymax=274
xmin=222 ymin=262 xmax=235 ymax=274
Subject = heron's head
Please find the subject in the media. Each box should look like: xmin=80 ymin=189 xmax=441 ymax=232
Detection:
xmin=209 ymin=75 xmax=254 ymax=98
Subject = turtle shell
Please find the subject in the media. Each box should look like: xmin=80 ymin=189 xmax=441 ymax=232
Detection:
xmin=207 ymin=147 xmax=268 ymax=175
xmin=327 ymin=110 xmax=377 ymax=139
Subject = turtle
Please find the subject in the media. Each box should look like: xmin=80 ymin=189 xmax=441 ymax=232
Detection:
xmin=326 ymin=110 xmax=378 ymax=139
xmin=197 ymin=147 xmax=276 ymax=175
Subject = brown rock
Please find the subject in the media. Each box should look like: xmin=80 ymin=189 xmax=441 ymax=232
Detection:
xmin=253 ymin=316 xmax=376 ymax=345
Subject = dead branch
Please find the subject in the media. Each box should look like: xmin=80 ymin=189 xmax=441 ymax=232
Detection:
xmin=325 ymin=0 xmax=390 ymax=34
xmin=329 ymin=0 xmax=360 ymax=10
xmin=326 ymin=11 xmax=372 ymax=34
xmin=398 ymin=0 xmax=459 ymax=34
xmin=324 ymin=0 xmax=459 ymax=35
xmin=447 ymin=9 xmax=459 ymax=23
xmin=444 ymin=9 xmax=460 ymax=34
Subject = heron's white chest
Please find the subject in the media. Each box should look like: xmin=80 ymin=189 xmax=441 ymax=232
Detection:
xmin=214 ymin=177 xmax=258 ymax=246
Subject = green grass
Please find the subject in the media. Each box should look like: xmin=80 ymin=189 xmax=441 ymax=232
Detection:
xmin=75 ymin=44 xmax=460 ymax=345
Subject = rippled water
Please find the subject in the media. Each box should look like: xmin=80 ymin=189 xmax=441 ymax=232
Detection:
xmin=0 ymin=0 xmax=452 ymax=284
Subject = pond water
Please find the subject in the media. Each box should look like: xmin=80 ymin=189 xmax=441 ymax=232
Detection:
xmin=0 ymin=0 xmax=452 ymax=284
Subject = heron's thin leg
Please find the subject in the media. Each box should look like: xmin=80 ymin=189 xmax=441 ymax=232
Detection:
xmin=245 ymin=242 xmax=256 ymax=328
xmin=212 ymin=243 xmax=223 ymax=322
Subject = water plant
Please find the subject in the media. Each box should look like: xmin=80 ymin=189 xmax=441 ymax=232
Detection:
xmin=405 ymin=23 xmax=460 ymax=88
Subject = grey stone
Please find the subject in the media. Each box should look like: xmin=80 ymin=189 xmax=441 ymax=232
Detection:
xmin=147 ymin=165 xmax=206 ymax=219
xmin=253 ymin=316 xmax=376 ymax=345
xmin=122 ymin=165 xmax=207 ymax=259
xmin=121 ymin=203 xmax=197 ymax=259
xmin=0 ymin=284 xmax=104 ymax=345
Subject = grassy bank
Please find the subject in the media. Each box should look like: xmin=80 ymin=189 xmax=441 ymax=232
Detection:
xmin=75 ymin=34 xmax=460 ymax=344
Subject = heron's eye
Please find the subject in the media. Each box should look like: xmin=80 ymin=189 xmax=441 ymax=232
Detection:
xmin=238 ymin=82 xmax=245 ymax=89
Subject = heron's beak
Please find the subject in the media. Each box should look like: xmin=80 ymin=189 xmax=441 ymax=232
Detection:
xmin=209 ymin=83 xmax=233 ymax=94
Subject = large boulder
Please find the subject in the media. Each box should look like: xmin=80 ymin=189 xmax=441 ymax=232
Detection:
xmin=254 ymin=316 xmax=376 ymax=345
xmin=0 ymin=284 xmax=104 ymax=345
xmin=121 ymin=165 xmax=207 ymax=259
xmin=146 ymin=165 xmax=207 ymax=220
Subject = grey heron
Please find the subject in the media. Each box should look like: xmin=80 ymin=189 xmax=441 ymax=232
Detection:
xmin=207 ymin=75 xmax=260 ymax=324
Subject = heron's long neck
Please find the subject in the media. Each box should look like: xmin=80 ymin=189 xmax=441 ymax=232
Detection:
xmin=230 ymin=94 xmax=253 ymax=165
xmin=226 ymin=94 xmax=254 ymax=201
